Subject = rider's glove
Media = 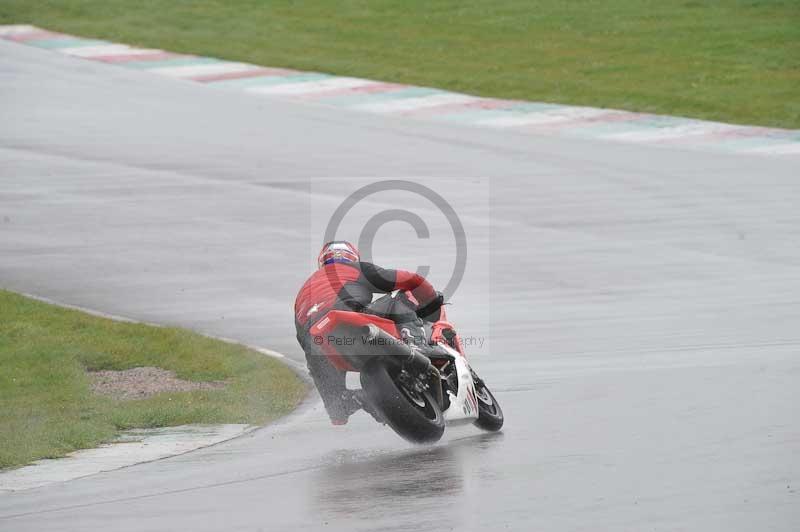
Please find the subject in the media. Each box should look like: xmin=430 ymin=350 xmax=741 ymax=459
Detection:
xmin=416 ymin=291 xmax=445 ymax=321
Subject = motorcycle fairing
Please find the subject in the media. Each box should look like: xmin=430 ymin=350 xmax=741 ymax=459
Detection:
xmin=438 ymin=343 xmax=480 ymax=423
xmin=309 ymin=310 xmax=399 ymax=371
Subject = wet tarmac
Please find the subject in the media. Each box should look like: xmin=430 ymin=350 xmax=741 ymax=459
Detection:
xmin=1 ymin=39 xmax=798 ymax=531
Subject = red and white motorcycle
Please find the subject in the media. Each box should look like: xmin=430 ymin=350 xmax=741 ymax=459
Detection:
xmin=310 ymin=292 xmax=503 ymax=443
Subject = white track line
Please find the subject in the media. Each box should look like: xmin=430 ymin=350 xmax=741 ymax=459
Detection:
xmin=479 ymin=107 xmax=612 ymax=127
xmin=0 ymin=425 xmax=256 ymax=491
xmin=247 ymin=76 xmax=378 ymax=95
xmin=353 ymin=93 xmax=477 ymax=113
xmin=602 ymin=123 xmax=742 ymax=142
xmin=149 ymin=62 xmax=260 ymax=79
xmin=59 ymin=44 xmax=164 ymax=58
xmin=0 ymin=24 xmax=37 ymax=36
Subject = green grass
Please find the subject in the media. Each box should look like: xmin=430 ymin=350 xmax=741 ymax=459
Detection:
xmin=1 ymin=1 xmax=799 ymax=127
xmin=0 ymin=290 xmax=307 ymax=470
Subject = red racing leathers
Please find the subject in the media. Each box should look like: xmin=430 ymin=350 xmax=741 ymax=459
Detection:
xmin=294 ymin=261 xmax=439 ymax=422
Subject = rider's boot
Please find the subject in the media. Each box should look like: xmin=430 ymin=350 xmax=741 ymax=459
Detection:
xmin=396 ymin=317 xmax=429 ymax=351
xmin=329 ymin=390 xmax=362 ymax=425
xmin=352 ymin=389 xmax=386 ymax=424
xmin=397 ymin=317 xmax=441 ymax=359
xmin=331 ymin=389 xmax=385 ymax=425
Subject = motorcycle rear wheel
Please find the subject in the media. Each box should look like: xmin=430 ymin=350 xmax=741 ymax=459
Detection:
xmin=360 ymin=360 xmax=445 ymax=444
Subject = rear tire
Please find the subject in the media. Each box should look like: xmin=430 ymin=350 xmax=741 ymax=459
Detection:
xmin=360 ymin=361 xmax=445 ymax=444
xmin=473 ymin=380 xmax=504 ymax=432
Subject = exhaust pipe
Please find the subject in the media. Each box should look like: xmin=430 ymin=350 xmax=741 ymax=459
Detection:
xmin=361 ymin=324 xmax=432 ymax=374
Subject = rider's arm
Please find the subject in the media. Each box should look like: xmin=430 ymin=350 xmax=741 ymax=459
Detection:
xmin=360 ymin=262 xmax=438 ymax=307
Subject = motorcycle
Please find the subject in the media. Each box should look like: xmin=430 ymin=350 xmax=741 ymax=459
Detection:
xmin=309 ymin=292 xmax=503 ymax=443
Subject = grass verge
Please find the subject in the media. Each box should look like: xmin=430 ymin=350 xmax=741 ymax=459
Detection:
xmin=0 ymin=290 xmax=307 ymax=470
xmin=1 ymin=1 xmax=798 ymax=128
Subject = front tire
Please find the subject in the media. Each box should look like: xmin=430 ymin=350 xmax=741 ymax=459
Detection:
xmin=473 ymin=379 xmax=504 ymax=432
xmin=360 ymin=361 xmax=445 ymax=444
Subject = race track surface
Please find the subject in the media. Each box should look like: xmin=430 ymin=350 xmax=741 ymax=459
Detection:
xmin=1 ymin=39 xmax=798 ymax=531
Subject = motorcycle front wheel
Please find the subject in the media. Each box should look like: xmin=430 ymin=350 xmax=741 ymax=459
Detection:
xmin=473 ymin=378 xmax=504 ymax=432
xmin=360 ymin=360 xmax=445 ymax=444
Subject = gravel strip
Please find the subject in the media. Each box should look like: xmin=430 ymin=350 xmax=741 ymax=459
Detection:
xmin=88 ymin=367 xmax=225 ymax=400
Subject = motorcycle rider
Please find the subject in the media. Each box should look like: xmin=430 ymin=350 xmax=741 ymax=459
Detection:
xmin=294 ymin=241 xmax=444 ymax=425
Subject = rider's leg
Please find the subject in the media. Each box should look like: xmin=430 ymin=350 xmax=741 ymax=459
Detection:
xmin=301 ymin=338 xmax=359 ymax=424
